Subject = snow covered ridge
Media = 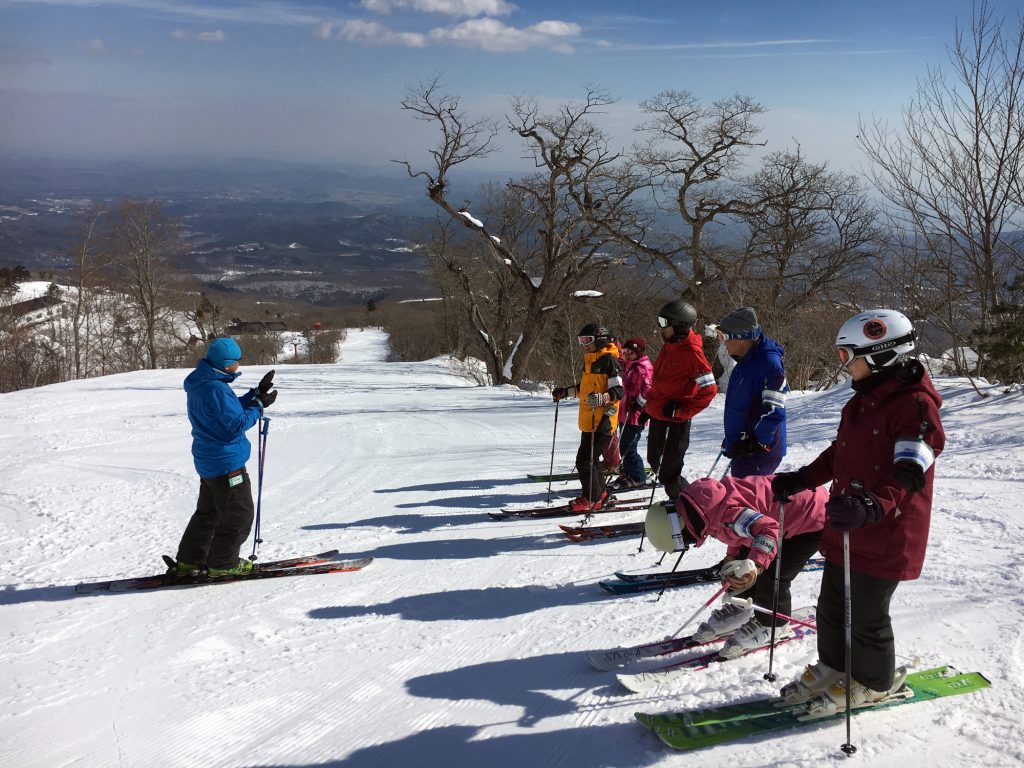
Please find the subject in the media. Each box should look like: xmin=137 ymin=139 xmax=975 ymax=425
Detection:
xmin=0 ymin=328 xmax=1020 ymax=767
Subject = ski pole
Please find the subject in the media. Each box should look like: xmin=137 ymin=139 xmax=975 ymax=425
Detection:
xmin=706 ymin=449 xmax=724 ymax=477
xmin=249 ymin=415 xmax=271 ymax=562
xmin=655 ymin=549 xmax=687 ymax=601
xmin=764 ymin=500 xmax=787 ymax=683
xmin=723 ymin=595 xmax=816 ymax=631
xmin=545 ymin=399 xmax=560 ymax=504
xmin=667 ymin=583 xmax=729 ymax=639
xmin=840 ymin=529 xmax=857 ymax=756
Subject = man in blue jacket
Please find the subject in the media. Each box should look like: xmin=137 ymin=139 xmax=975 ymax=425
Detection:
xmin=717 ymin=307 xmax=788 ymax=477
xmin=175 ymin=337 xmax=277 ymax=577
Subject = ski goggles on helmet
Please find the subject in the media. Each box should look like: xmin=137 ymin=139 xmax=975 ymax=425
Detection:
xmin=578 ymin=335 xmax=596 ymax=346
xmin=657 ymin=316 xmax=671 ymax=328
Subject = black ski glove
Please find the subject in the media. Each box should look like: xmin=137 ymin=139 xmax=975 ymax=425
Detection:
xmin=257 ymin=369 xmax=275 ymax=396
xmin=552 ymin=386 xmax=571 ymax=402
xmin=730 ymin=434 xmax=768 ymax=459
xmin=250 ymin=390 xmax=278 ymax=410
xmin=662 ymin=400 xmax=681 ymax=419
xmin=826 ymin=492 xmax=882 ymax=531
xmin=771 ymin=470 xmax=808 ymax=502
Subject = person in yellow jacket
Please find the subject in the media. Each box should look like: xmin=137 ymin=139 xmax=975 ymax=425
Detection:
xmin=552 ymin=323 xmax=624 ymax=512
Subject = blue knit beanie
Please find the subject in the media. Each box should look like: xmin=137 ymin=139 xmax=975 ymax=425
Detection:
xmin=206 ymin=337 xmax=242 ymax=369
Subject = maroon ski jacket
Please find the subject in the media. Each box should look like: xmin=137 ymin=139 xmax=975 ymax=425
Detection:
xmin=801 ymin=361 xmax=945 ymax=580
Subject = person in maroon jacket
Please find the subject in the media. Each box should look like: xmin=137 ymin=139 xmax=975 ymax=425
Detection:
xmin=771 ymin=309 xmax=945 ymax=715
xmin=642 ymin=301 xmax=718 ymax=499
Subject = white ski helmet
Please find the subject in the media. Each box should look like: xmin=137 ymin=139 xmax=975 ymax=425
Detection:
xmin=645 ymin=502 xmax=690 ymax=553
xmin=835 ymin=309 xmax=916 ymax=370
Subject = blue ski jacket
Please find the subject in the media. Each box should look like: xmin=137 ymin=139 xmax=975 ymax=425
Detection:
xmin=723 ymin=335 xmax=788 ymax=461
xmin=183 ymin=359 xmax=261 ymax=478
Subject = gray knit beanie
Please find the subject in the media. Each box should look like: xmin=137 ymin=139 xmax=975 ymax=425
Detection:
xmin=719 ymin=307 xmax=761 ymax=340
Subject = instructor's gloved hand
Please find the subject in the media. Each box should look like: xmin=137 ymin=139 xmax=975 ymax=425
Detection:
xmin=826 ymin=492 xmax=882 ymax=531
xmin=257 ymin=369 xmax=276 ymax=396
xmin=720 ymin=558 xmax=762 ymax=591
xmin=771 ymin=471 xmax=808 ymax=502
xmin=730 ymin=434 xmax=768 ymax=458
xmin=662 ymin=400 xmax=681 ymax=419
xmin=552 ymin=386 xmax=571 ymax=402
xmin=586 ymin=392 xmax=610 ymax=407
xmin=252 ymin=390 xmax=278 ymax=410
xmin=638 ymin=411 xmax=650 ymax=427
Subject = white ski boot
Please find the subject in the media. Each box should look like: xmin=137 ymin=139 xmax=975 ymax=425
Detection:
xmin=778 ymin=660 xmax=843 ymax=705
xmin=692 ymin=601 xmax=754 ymax=643
xmin=800 ymin=667 xmax=912 ymax=719
xmin=718 ymin=616 xmax=794 ymax=660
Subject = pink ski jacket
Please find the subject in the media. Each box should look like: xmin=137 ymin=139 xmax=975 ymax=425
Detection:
xmin=677 ymin=475 xmax=828 ymax=571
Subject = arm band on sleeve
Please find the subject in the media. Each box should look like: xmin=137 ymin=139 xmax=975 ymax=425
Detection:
xmin=696 ymin=372 xmax=716 ymax=388
xmin=894 ymin=438 xmax=935 ymax=473
xmin=751 ymin=534 xmax=777 ymax=558
xmin=762 ymin=387 xmax=788 ymax=409
xmin=731 ymin=507 xmax=763 ymax=539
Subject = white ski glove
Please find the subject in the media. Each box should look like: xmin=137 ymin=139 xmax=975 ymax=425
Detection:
xmin=720 ymin=558 xmax=762 ymax=591
xmin=586 ymin=392 xmax=610 ymax=407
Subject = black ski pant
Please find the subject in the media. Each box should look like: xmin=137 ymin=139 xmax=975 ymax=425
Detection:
xmin=815 ymin=561 xmax=900 ymax=692
xmin=575 ymin=429 xmax=613 ymax=502
xmin=176 ymin=469 xmax=255 ymax=570
xmin=732 ymin=529 xmax=823 ymax=628
xmin=646 ymin=417 xmax=691 ymax=499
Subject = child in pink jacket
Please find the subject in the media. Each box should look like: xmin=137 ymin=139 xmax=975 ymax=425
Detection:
xmin=647 ymin=474 xmax=827 ymax=659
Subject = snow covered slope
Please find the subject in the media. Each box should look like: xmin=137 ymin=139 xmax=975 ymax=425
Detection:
xmin=1 ymin=329 xmax=1021 ymax=768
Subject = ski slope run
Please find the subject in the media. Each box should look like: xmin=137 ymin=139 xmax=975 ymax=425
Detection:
xmin=1 ymin=328 xmax=1021 ymax=768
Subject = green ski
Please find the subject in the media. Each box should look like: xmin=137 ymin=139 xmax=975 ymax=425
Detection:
xmin=636 ymin=666 xmax=990 ymax=751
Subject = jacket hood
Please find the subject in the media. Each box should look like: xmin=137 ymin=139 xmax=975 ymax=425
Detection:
xmin=678 ymin=477 xmax=727 ymax=547
xmin=184 ymin=358 xmax=242 ymax=393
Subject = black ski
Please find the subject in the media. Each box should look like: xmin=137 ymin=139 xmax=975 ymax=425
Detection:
xmin=75 ymin=551 xmax=367 ymax=593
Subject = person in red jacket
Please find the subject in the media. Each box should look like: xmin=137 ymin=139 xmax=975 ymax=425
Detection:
xmin=771 ymin=309 xmax=945 ymax=715
xmin=642 ymin=301 xmax=718 ymax=499
xmin=645 ymin=474 xmax=827 ymax=660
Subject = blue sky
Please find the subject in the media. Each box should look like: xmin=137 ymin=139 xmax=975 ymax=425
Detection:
xmin=0 ymin=0 xmax=1012 ymax=175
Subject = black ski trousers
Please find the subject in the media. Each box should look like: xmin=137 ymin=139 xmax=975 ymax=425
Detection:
xmin=575 ymin=429 xmax=613 ymax=502
xmin=176 ymin=470 xmax=255 ymax=570
xmin=815 ymin=561 xmax=900 ymax=692
xmin=646 ymin=417 xmax=691 ymax=499
xmin=732 ymin=529 xmax=823 ymax=628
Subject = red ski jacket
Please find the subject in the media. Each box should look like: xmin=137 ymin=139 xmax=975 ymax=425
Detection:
xmin=644 ymin=329 xmax=717 ymax=423
xmin=801 ymin=361 xmax=945 ymax=581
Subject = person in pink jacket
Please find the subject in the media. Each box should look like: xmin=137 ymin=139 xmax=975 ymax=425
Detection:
xmin=646 ymin=474 xmax=827 ymax=659
xmin=771 ymin=309 xmax=945 ymax=715
xmin=612 ymin=336 xmax=654 ymax=489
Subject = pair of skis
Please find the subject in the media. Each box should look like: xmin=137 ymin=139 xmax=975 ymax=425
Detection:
xmin=588 ymin=606 xmax=817 ymax=693
xmin=75 ymin=549 xmax=372 ymax=593
xmin=636 ymin=665 xmax=991 ymax=751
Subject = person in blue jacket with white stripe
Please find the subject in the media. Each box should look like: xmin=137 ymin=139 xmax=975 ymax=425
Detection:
xmin=175 ymin=337 xmax=277 ymax=577
xmin=717 ymin=307 xmax=788 ymax=477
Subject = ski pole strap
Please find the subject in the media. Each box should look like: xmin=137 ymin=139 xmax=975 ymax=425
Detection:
xmin=722 ymin=595 xmax=817 ymax=630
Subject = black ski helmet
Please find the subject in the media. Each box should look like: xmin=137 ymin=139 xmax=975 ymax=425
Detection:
xmin=658 ymin=301 xmax=698 ymax=333
xmin=578 ymin=322 xmax=611 ymax=345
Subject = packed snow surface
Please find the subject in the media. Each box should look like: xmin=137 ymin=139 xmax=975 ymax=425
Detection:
xmin=1 ymin=329 xmax=1022 ymax=768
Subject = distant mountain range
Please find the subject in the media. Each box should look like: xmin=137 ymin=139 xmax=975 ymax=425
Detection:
xmin=0 ymin=156 xmax=513 ymax=306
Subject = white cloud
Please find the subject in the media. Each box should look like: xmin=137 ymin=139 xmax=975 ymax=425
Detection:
xmin=83 ymin=38 xmax=108 ymax=53
xmin=315 ymin=20 xmax=427 ymax=48
xmin=361 ymin=0 xmax=516 ymax=17
xmin=429 ymin=18 xmax=581 ymax=53
xmin=171 ymin=29 xmax=227 ymax=42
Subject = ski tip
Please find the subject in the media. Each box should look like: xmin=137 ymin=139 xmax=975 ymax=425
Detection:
xmin=634 ymin=712 xmax=658 ymax=730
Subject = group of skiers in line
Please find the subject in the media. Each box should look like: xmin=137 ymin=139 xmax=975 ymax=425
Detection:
xmin=554 ymin=303 xmax=945 ymax=716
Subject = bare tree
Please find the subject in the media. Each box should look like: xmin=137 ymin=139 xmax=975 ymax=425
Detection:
xmin=858 ymin=1 xmax=1024 ymax=376
xmin=398 ymin=78 xmax=639 ymax=384
xmin=106 ymin=201 xmax=184 ymax=369
xmin=626 ymin=91 xmax=768 ymax=303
